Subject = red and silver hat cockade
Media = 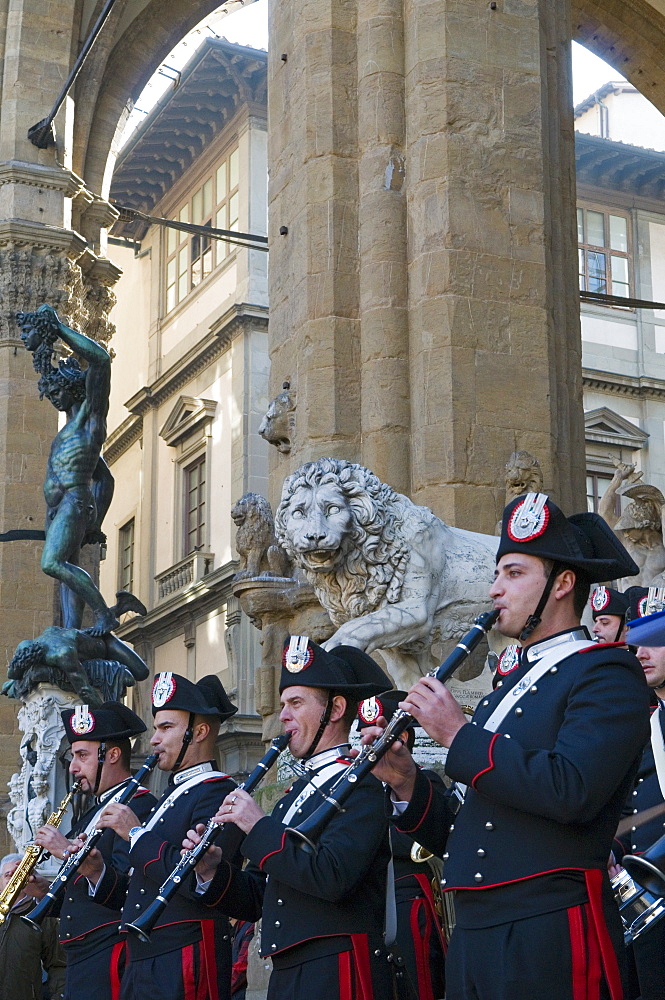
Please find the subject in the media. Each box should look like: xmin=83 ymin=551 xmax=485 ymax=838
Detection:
xmin=71 ymin=705 xmax=95 ymax=735
xmin=507 ymin=492 xmax=550 ymax=543
xmin=496 ymin=644 xmax=520 ymax=676
xmin=591 ymin=586 xmax=611 ymax=613
xmin=152 ymin=671 xmax=176 ymax=708
xmin=283 ymin=635 xmax=315 ymax=673
xmin=359 ymin=696 xmax=383 ymax=725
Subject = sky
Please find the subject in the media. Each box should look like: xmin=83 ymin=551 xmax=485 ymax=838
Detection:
xmin=119 ymin=9 xmax=639 ymax=147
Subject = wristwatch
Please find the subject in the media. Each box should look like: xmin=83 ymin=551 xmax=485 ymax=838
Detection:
xmin=129 ymin=826 xmax=144 ymax=847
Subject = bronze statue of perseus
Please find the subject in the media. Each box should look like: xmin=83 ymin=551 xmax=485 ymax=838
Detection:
xmin=16 ymin=304 xmax=117 ymax=635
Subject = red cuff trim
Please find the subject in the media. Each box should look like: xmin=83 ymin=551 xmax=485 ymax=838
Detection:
xmin=258 ymin=831 xmax=287 ymax=870
xmin=471 ymin=732 xmax=500 ymax=790
xmin=395 ymin=778 xmax=433 ymax=835
xmin=143 ymin=840 xmax=166 ymax=874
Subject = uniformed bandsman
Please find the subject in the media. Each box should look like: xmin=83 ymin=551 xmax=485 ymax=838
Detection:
xmin=34 ymin=701 xmax=156 ymax=1000
xmin=366 ymin=492 xmax=650 ymax=1000
xmin=90 ymin=673 xmax=239 ymax=1000
xmin=183 ymin=639 xmax=400 ymax=1000
xmin=357 ymin=690 xmax=446 ymax=1000
xmin=590 ymin=586 xmax=630 ymax=643
xmin=616 ymin=609 xmax=665 ymax=1000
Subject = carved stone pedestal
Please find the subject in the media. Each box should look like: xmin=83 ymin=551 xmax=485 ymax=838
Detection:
xmin=232 ymin=576 xmax=334 ymax=739
xmin=6 ymin=684 xmax=77 ymax=874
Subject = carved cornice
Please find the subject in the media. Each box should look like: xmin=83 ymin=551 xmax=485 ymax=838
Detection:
xmin=0 ymin=221 xmax=88 ymax=256
xmin=0 ymin=161 xmax=84 ymax=196
xmin=103 ymin=413 xmax=143 ymax=465
xmin=583 ymin=367 xmax=665 ymax=400
xmin=125 ymin=303 xmax=268 ymax=416
xmin=77 ymin=249 xmax=122 ymax=286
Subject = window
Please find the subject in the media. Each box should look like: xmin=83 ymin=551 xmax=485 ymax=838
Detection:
xmin=165 ymin=146 xmax=240 ymax=313
xmin=578 ymin=206 xmax=631 ymax=300
xmin=183 ymin=455 xmax=206 ymax=555
xmin=118 ymin=519 xmax=135 ymax=592
xmin=586 ymin=472 xmax=621 ymax=516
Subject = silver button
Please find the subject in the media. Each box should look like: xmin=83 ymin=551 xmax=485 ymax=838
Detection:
xmin=441 ymin=879 xmax=446 ymax=886
xmin=530 ymin=686 xmax=538 ymax=695
xmin=485 ymin=822 xmax=494 ymax=830
xmin=271 ymin=944 xmax=277 ymax=951
xmin=67 ymin=897 xmax=73 ymax=903
xmin=140 ymin=889 xmax=145 ymax=894
xmin=474 ymin=873 xmax=483 ymax=882
xmin=549 ymin=666 xmax=558 ymax=674
xmin=135 ymin=904 xmax=141 ymax=909
xmin=482 ymin=700 xmax=489 ymax=706
xmin=66 ymin=933 xmax=71 ymax=938
xmin=477 ymin=849 xmax=485 ymax=857
xmin=275 ymin=921 xmax=281 ymax=928
xmin=442 ymin=852 xmax=449 ymax=861
xmin=375 ymin=950 xmax=381 ymax=956
xmin=633 ymin=808 xmax=638 ymax=814
xmin=515 ymin=708 xmax=523 ymax=716
xmin=496 ymin=680 xmax=503 ymax=688
xmin=66 ymin=915 xmax=71 ymax=920
xmin=277 ymin=899 xmax=284 ymax=905
xmin=504 ymin=734 xmax=511 ymax=739
xmin=449 ymin=824 xmax=455 ymax=832
xmin=633 ymin=790 xmax=638 ymax=796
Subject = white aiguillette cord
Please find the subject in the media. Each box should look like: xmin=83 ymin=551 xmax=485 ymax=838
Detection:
xmin=452 ymin=640 xmax=593 ymax=800
xmin=651 ymin=707 xmax=665 ymax=799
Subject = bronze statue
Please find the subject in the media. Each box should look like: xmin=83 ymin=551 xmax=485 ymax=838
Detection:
xmin=17 ymin=305 xmax=117 ymax=634
xmin=3 ymin=624 xmax=150 ymax=706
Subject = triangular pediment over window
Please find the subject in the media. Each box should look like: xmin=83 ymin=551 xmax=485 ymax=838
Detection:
xmin=159 ymin=396 xmax=217 ymax=447
xmin=584 ymin=407 xmax=649 ymax=449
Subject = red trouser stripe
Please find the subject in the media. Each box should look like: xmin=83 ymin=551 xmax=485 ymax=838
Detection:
xmin=568 ymin=905 xmax=587 ymax=1000
xmin=410 ymin=897 xmax=434 ymax=1000
xmin=200 ymin=921 xmax=219 ymax=1000
xmin=110 ymin=940 xmax=125 ymax=1000
xmin=338 ymin=950 xmax=353 ymax=1000
xmin=584 ymin=869 xmax=623 ymax=1000
xmin=349 ymin=934 xmax=374 ymax=1000
xmin=586 ymin=903 xmax=602 ymax=1000
xmin=182 ymin=943 xmax=196 ymax=1000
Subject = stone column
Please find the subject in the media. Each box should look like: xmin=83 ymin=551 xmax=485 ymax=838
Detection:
xmin=404 ymin=0 xmax=585 ymax=528
xmin=267 ymin=0 xmax=362 ymax=475
xmin=357 ymin=0 xmax=410 ymax=494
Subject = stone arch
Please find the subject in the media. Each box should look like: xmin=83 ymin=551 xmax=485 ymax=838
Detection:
xmin=75 ymin=0 xmax=231 ymax=198
xmin=573 ymin=0 xmax=665 ymax=114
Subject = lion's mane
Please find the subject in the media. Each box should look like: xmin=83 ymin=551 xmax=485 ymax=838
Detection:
xmin=274 ymin=459 xmax=411 ymax=626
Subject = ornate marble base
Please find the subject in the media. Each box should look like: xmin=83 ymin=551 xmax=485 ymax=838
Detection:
xmin=6 ymin=684 xmax=78 ymax=872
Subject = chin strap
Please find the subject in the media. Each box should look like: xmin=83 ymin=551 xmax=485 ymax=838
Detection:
xmin=171 ymin=712 xmax=196 ymax=774
xmin=303 ymin=692 xmax=335 ymax=761
xmin=93 ymin=741 xmax=107 ymax=796
xmin=614 ymin=618 xmax=626 ymax=643
xmin=519 ymin=563 xmax=561 ymax=642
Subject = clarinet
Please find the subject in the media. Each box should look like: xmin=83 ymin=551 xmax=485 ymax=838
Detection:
xmin=287 ymin=609 xmax=500 ymax=852
xmin=126 ymin=731 xmax=292 ymax=943
xmin=23 ymin=752 xmax=160 ymax=931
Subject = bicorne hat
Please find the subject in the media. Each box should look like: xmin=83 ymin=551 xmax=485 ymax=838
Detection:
xmin=589 ymin=586 xmax=630 ymax=620
xmin=624 ymin=585 xmax=650 ymax=623
xmin=61 ymin=701 xmax=146 ymax=744
xmin=151 ymin=672 xmax=237 ymax=722
xmin=279 ymin=636 xmax=392 ymax=699
xmin=357 ymin=690 xmax=409 ymax=730
xmin=496 ymin=492 xmax=639 ymax=583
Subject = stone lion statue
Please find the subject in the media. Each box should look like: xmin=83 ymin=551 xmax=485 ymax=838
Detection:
xmin=232 ymin=492 xmax=291 ymax=578
xmin=258 ymin=383 xmax=296 ymax=454
xmin=274 ymin=459 xmax=499 ymax=688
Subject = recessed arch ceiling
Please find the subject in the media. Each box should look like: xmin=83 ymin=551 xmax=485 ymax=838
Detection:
xmin=573 ymin=0 xmax=665 ymax=114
